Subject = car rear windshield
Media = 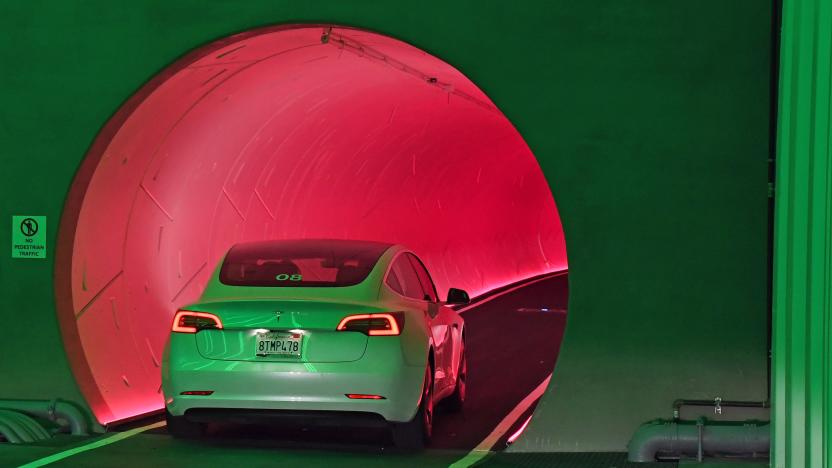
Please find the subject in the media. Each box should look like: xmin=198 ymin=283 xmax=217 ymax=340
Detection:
xmin=219 ymin=239 xmax=392 ymax=287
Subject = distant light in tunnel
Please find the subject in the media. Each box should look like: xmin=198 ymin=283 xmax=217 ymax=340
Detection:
xmin=516 ymin=307 xmax=567 ymax=313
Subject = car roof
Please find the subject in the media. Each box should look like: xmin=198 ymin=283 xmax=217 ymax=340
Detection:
xmin=227 ymin=238 xmax=395 ymax=252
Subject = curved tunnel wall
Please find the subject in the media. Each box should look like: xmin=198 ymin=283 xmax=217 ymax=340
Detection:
xmin=67 ymin=27 xmax=566 ymax=423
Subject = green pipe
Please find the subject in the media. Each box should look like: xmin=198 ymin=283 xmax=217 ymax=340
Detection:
xmin=627 ymin=419 xmax=769 ymax=462
xmin=0 ymin=409 xmax=52 ymax=443
xmin=6 ymin=411 xmax=38 ymax=441
xmin=9 ymin=409 xmax=52 ymax=440
xmin=0 ymin=399 xmax=89 ymax=436
xmin=0 ymin=418 xmax=24 ymax=444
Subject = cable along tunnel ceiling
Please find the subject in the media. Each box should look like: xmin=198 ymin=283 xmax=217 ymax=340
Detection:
xmin=67 ymin=26 xmax=567 ymax=423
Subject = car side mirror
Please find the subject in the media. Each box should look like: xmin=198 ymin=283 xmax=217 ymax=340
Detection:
xmin=446 ymin=288 xmax=470 ymax=305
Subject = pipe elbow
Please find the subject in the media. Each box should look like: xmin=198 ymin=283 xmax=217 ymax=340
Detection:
xmin=54 ymin=400 xmax=89 ymax=436
xmin=628 ymin=420 xmax=676 ymax=462
xmin=0 ymin=399 xmax=90 ymax=437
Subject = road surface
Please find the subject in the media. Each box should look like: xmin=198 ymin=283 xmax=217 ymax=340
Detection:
xmin=3 ymin=272 xmax=569 ymax=467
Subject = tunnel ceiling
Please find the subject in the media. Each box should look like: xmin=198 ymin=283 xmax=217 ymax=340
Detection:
xmin=63 ymin=26 xmax=567 ymax=423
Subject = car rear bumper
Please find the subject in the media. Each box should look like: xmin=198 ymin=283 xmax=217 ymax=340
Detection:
xmin=183 ymin=408 xmax=389 ymax=429
xmin=163 ymin=334 xmax=426 ymax=423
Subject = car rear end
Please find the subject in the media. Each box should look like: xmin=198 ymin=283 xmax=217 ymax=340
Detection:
xmin=161 ymin=240 xmax=429 ymax=430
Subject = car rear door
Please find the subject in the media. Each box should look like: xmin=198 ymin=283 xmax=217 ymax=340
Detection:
xmin=406 ymin=253 xmax=456 ymax=393
xmin=386 ymin=254 xmax=446 ymax=380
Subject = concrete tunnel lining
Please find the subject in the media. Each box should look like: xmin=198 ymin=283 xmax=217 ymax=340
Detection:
xmin=56 ymin=26 xmax=567 ymax=424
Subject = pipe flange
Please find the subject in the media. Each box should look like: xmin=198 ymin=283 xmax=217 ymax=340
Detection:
xmin=47 ymin=398 xmax=59 ymax=421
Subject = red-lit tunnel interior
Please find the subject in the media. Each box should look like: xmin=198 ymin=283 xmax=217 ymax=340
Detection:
xmin=60 ymin=26 xmax=567 ymax=423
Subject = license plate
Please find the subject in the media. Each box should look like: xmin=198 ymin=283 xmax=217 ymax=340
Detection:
xmin=255 ymin=332 xmax=302 ymax=357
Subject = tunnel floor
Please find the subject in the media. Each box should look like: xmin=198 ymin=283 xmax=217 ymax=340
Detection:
xmin=6 ymin=273 xmax=574 ymax=467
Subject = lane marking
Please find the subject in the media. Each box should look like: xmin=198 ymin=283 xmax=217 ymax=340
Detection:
xmin=19 ymin=421 xmax=166 ymax=468
xmin=456 ymin=270 xmax=568 ymax=315
xmin=448 ymin=373 xmax=552 ymax=468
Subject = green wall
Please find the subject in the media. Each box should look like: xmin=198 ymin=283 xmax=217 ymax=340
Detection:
xmin=0 ymin=0 xmax=772 ymax=450
xmin=772 ymin=0 xmax=831 ymax=466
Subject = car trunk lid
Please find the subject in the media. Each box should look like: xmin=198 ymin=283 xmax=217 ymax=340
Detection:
xmin=187 ymin=299 xmax=385 ymax=363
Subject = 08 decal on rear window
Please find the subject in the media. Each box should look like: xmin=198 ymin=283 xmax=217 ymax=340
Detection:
xmin=219 ymin=239 xmax=391 ymax=287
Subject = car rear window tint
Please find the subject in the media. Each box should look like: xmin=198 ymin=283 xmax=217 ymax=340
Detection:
xmin=388 ymin=255 xmax=425 ymax=300
xmin=407 ymin=253 xmax=438 ymax=302
xmin=219 ymin=239 xmax=392 ymax=287
xmin=386 ymin=266 xmax=405 ymax=295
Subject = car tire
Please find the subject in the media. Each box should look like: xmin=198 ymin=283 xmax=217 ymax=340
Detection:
xmin=445 ymin=341 xmax=467 ymax=412
xmin=391 ymin=364 xmax=433 ymax=450
xmin=165 ymin=409 xmax=204 ymax=438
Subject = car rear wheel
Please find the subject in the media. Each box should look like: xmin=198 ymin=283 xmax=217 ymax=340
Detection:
xmin=391 ymin=364 xmax=433 ymax=450
xmin=446 ymin=341 xmax=467 ymax=412
xmin=165 ymin=409 xmax=205 ymax=438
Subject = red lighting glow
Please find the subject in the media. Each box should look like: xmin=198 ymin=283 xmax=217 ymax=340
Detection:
xmin=337 ymin=313 xmax=401 ymax=336
xmin=57 ymin=26 xmax=567 ymax=424
xmin=507 ymin=415 xmax=533 ymax=444
xmin=171 ymin=310 xmax=223 ymax=333
xmin=345 ymin=394 xmax=386 ymax=400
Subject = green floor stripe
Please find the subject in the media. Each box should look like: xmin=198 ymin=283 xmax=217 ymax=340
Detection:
xmin=18 ymin=421 xmax=166 ymax=468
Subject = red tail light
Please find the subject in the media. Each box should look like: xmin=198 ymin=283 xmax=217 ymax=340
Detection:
xmin=346 ymin=394 xmax=386 ymax=400
xmin=172 ymin=310 xmax=223 ymax=333
xmin=336 ymin=313 xmax=403 ymax=336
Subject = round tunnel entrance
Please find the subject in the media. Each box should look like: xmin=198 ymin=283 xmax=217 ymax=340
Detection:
xmin=55 ymin=26 xmax=568 ymax=435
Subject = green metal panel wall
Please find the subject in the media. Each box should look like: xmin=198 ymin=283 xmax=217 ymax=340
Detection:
xmin=0 ymin=0 xmax=771 ymax=450
xmin=772 ymin=0 xmax=832 ymax=466
xmin=508 ymin=2 xmax=774 ymax=451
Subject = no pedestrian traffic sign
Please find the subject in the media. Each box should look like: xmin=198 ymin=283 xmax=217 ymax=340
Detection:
xmin=12 ymin=215 xmax=46 ymax=259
